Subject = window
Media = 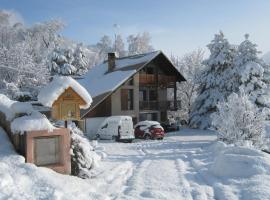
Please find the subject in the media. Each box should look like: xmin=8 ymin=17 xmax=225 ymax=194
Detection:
xmin=121 ymin=89 xmax=134 ymax=110
xmin=139 ymin=89 xmax=147 ymax=101
xmin=34 ymin=136 xmax=60 ymax=166
xmin=149 ymin=90 xmax=157 ymax=101
xmin=139 ymin=113 xmax=158 ymax=121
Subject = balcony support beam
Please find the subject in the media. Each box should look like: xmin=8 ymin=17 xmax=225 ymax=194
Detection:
xmin=174 ymin=82 xmax=177 ymax=110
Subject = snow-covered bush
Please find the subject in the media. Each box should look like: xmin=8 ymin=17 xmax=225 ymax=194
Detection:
xmin=69 ymin=123 xmax=101 ymax=179
xmin=212 ymin=90 xmax=266 ymax=148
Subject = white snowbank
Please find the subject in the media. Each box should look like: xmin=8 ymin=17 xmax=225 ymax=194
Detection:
xmin=0 ymin=127 xmax=106 ymax=200
xmin=11 ymin=111 xmax=55 ymax=134
xmin=0 ymin=94 xmax=55 ymax=134
xmin=38 ymin=76 xmax=92 ymax=109
xmin=0 ymin=94 xmax=16 ymax=120
xmin=211 ymin=146 xmax=270 ymax=178
xmin=10 ymin=101 xmax=32 ymax=115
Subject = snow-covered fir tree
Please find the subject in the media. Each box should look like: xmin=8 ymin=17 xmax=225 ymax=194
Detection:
xmin=69 ymin=123 xmax=101 ymax=179
xmin=190 ymin=32 xmax=236 ymax=129
xmin=233 ymin=34 xmax=266 ymax=103
xmin=212 ymin=90 xmax=266 ymax=149
xmin=48 ymin=44 xmax=91 ymax=76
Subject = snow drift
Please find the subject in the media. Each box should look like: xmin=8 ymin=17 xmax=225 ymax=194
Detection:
xmin=211 ymin=146 xmax=270 ymax=178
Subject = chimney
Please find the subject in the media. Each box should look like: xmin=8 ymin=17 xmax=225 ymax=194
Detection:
xmin=108 ymin=52 xmax=116 ymax=71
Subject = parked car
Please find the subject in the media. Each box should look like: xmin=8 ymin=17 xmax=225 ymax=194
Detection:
xmin=161 ymin=117 xmax=181 ymax=132
xmin=96 ymin=116 xmax=134 ymax=142
xmin=134 ymin=121 xmax=165 ymax=140
xmin=161 ymin=122 xmax=180 ymax=132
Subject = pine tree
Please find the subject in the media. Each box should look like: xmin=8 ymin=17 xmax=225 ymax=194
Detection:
xmin=190 ymin=32 xmax=236 ymax=129
xmin=233 ymin=34 xmax=266 ymax=103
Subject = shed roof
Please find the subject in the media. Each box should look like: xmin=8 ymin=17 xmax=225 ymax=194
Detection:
xmin=38 ymin=76 xmax=92 ymax=109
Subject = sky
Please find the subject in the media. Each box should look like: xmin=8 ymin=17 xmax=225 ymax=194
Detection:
xmin=1 ymin=0 xmax=270 ymax=57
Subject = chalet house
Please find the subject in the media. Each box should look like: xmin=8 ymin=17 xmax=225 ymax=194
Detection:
xmin=78 ymin=51 xmax=186 ymax=127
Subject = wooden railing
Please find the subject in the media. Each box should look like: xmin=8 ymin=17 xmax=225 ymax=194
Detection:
xmin=139 ymin=74 xmax=156 ymax=85
xmin=139 ymin=74 xmax=177 ymax=87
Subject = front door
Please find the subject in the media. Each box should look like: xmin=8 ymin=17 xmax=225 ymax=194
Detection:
xmin=61 ymin=102 xmax=77 ymax=120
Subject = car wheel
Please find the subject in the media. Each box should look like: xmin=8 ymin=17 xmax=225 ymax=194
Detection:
xmin=144 ymin=134 xmax=151 ymax=140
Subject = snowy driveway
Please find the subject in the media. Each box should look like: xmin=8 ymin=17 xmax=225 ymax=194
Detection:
xmin=91 ymin=129 xmax=217 ymax=200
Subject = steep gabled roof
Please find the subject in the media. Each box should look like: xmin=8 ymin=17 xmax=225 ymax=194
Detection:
xmin=78 ymin=50 xmax=185 ymax=118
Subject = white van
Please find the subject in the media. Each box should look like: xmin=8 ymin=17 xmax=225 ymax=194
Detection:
xmin=96 ymin=116 xmax=134 ymax=142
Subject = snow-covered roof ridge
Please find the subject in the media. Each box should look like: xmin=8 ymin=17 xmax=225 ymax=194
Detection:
xmin=38 ymin=76 xmax=92 ymax=109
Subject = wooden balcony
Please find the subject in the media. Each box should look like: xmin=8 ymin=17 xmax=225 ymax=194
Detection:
xmin=139 ymin=74 xmax=177 ymax=87
xmin=139 ymin=74 xmax=156 ymax=85
xmin=139 ymin=100 xmax=181 ymax=111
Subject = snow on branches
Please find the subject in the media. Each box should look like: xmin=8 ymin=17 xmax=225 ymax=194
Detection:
xmin=212 ymin=90 xmax=266 ymax=149
xmin=190 ymin=32 xmax=268 ymax=129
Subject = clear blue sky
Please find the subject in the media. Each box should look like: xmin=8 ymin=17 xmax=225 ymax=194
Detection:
xmin=1 ymin=0 xmax=270 ymax=56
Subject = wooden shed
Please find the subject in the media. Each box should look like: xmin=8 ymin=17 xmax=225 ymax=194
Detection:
xmin=38 ymin=76 xmax=92 ymax=121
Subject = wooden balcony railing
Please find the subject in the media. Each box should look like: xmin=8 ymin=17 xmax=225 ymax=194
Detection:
xmin=139 ymin=74 xmax=177 ymax=87
xmin=139 ymin=74 xmax=156 ymax=85
xmin=139 ymin=100 xmax=181 ymax=111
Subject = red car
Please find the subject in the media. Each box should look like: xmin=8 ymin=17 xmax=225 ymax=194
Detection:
xmin=134 ymin=121 xmax=165 ymax=140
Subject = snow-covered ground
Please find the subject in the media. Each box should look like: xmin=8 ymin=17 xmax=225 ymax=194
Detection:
xmin=1 ymin=127 xmax=270 ymax=199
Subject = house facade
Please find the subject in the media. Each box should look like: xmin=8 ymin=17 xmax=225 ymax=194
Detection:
xmin=78 ymin=51 xmax=185 ymax=125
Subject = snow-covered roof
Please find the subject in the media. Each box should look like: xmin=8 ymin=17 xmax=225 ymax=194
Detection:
xmin=78 ymin=51 xmax=161 ymax=98
xmin=38 ymin=76 xmax=92 ymax=109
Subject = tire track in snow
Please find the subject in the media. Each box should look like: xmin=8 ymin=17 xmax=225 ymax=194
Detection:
xmin=175 ymin=149 xmax=215 ymax=200
xmin=120 ymin=159 xmax=152 ymax=199
xmin=93 ymin=161 xmax=134 ymax=199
